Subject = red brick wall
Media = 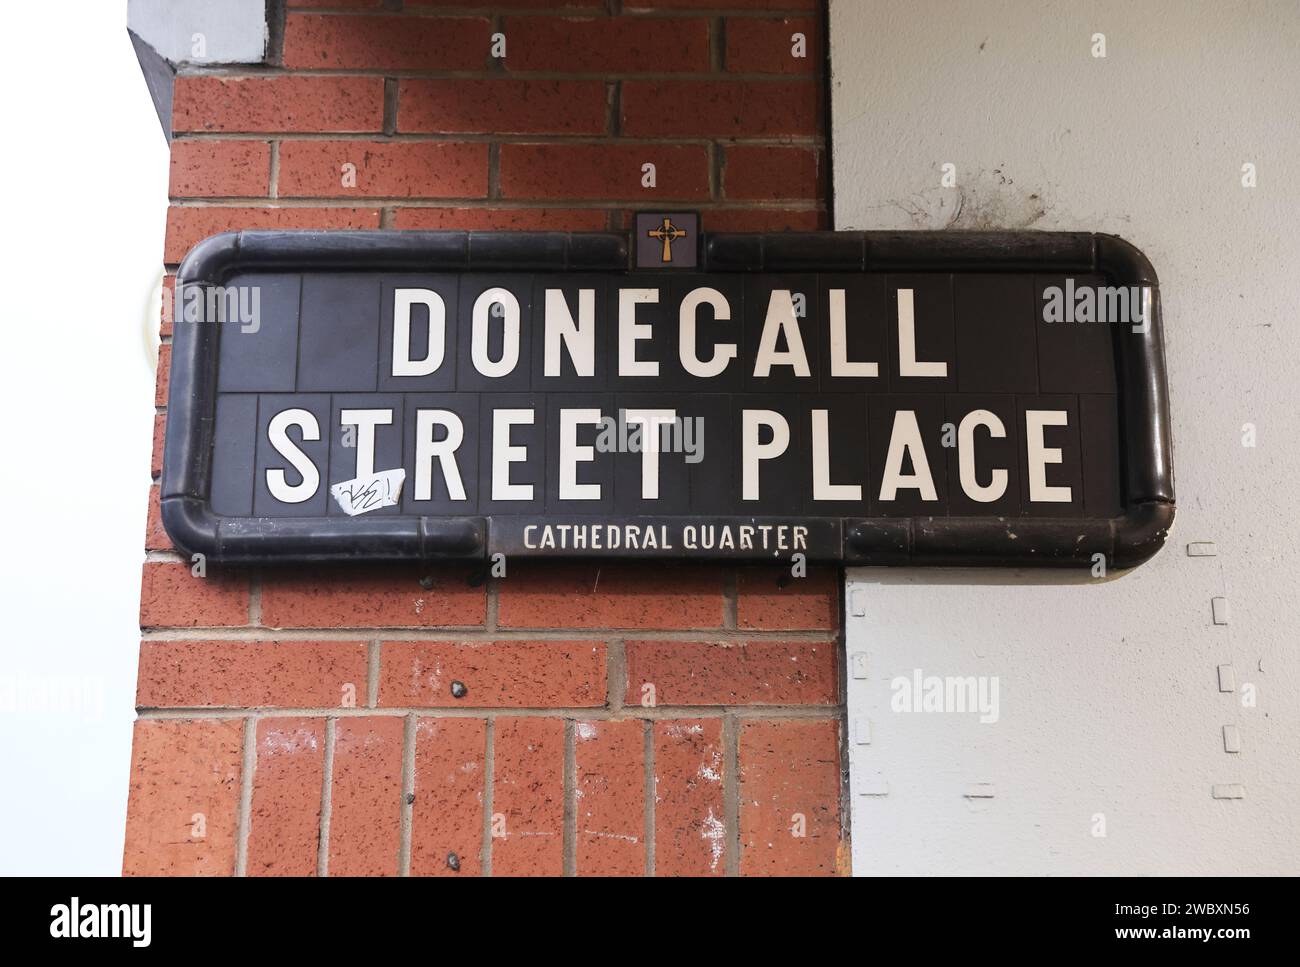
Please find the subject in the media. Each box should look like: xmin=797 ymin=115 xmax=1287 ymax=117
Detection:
xmin=130 ymin=0 xmax=845 ymax=877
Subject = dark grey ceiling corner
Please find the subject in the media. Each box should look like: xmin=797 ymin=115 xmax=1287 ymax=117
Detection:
xmin=128 ymin=28 xmax=175 ymax=144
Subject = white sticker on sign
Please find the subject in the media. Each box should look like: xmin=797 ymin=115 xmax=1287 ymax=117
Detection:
xmin=330 ymin=468 xmax=406 ymax=516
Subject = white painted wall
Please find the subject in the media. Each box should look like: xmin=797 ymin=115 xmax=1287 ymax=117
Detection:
xmin=128 ymin=0 xmax=267 ymax=65
xmin=832 ymin=0 xmax=1300 ymax=875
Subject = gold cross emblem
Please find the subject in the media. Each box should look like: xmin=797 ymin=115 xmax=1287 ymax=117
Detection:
xmin=646 ymin=216 xmax=688 ymax=263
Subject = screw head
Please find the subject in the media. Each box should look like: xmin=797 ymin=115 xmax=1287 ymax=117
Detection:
xmin=418 ymin=575 xmax=435 ymax=590
xmin=447 ymin=852 xmax=461 ymax=872
xmin=450 ymin=680 xmax=468 ymax=699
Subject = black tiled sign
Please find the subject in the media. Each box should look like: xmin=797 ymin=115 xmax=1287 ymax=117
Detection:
xmin=162 ymin=231 xmax=1173 ymax=567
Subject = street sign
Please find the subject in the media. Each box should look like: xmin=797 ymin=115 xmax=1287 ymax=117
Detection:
xmin=161 ymin=230 xmax=1173 ymax=566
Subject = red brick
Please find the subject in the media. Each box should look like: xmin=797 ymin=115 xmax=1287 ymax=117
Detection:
xmin=160 ymin=274 xmax=175 ymax=338
xmin=172 ymin=75 xmax=385 ymax=134
xmin=491 ymin=718 xmax=564 ymax=875
xmin=260 ymin=565 xmax=485 ymax=629
xmin=496 ymin=563 xmax=724 ymax=630
xmin=737 ymin=566 xmax=839 ymax=630
xmin=398 ymin=79 xmax=608 ymax=135
xmin=622 ymin=79 xmax=819 ymax=138
xmin=123 ymin=718 xmax=243 ymax=875
xmin=625 ymin=640 xmax=836 ymax=707
xmin=284 ymin=13 xmax=490 ymax=70
xmin=154 ymin=343 xmax=170 ymax=407
xmin=168 ymin=140 xmax=270 ymax=197
xmin=410 ymin=718 xmax=486 ymax=876
xmin=278 ymin=140 xmax=487 ymax=199
xmin=328 ymin=716 xmax=404 ymax=876
xmin=145 ymin=486 xmax=173 ymax=552
xmin=499 ymin=143 xmax=710 ymax=201
xmin=504 ymin=16 xmax=709 ymax=73
xmin=140 ymin=562 xmax=249 ymax=629
xmin=725 ymin=144 xmax=822 ymax=200
xmin=725 ymin=17 xmax=820 ymax=74
xmin=704 ymin=208 xmax=824 ymax=232
xmin=247 ymin=718 xmax=325 ymax=876
xmin=151 ymin=412 xmax=165 ymax=478
xmin=164 ymin=206 xmax=381 ymax=263
xmin=394 ymin=207 xmax=608 ymax=231
xmin=739 ymin=719 xmax=841 ymax=875
xmin=575 ymin=719 xmax=645 ymax=875
xmin=136 ymin=639 xmax=368 ymax=709
xmin=654 ymin=719 xmax=725 ymax=876
xmin=379 ymin=640 xmax=605 ymax=708
xmin=629 ymin=0 xmax=815 ymax=8
xmin=413 ymin=0 xmax=602 ymax=6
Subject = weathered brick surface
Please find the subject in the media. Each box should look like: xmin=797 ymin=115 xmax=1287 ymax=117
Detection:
xmin=123 ymin=719 xmax=243 ymax=876
xmin=283 ymin=14 xmax=491 ymax=71
xmin=145 ymin=486 xmax=172 ymax=551
xmin=328 ymin=717 xmax=404 ymax=876
xmin=260 ymin=566 xmax=485 ymax=629
xmin=398 ymin=79 xmax=608 ymax=135
xmin=379 ymin=640 xmax=606 ymax=708
xmin=737 ymin=566 xmax=840 ymax=630
xmin=724 ymin=144 xmax=823 ymax=200
xmin=139 ymin=563 xmax=249 ymax=629
xmin=172 ymin=75 xmax=385 ymax=134
xmin=491 ymin=718 xmax=565 ymax=875
xmin=410 ymin=718 xmax=487 ymax=876
xmin=575 ymin=719 xmax=646 ymax=875
xmin=654 ymin=719 xmax=726 ymax=876
xmin=136 ymin=640 xmax=368 ymax=709
xmin=169 ymin=140 xmax=270 ymax=198
xmin=394 ymin=207 xmax=609 ymax=231
xmin=621 ymin=79 xmax=820 ymax=137
xmin=499 ymin=143 xmax=711 ymax=200
xmin=164 ymin=206 xmax=380 ymax=263
xmin=625 ymin=639 xmax=836 ymax=706
xmin=725 ymin=17 xmax=820 ymax=74
xmin=502 ymin=16 xmax=711 ymax=73
xmin=277 ymin=140 xmax=489 ymax=198
xmin=132 ymin=0 xmax=841 ymax=878
xmin=739 ymin=719 xmax=841 ymax=876
xmin=496 ymin=563 xmax=725 ymax=629
xmin=246 ymin=718 xmax=325 ymax=876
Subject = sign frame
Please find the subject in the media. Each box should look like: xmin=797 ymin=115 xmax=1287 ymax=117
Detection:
xmin=162 ymin=229 xmax=1174 ymax=567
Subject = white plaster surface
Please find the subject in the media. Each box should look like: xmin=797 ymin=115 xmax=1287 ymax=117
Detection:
xmin=832 ymin=0 xmax=1300 ymax=874
xmin=128 ymin=0 xmax=267 ymax=65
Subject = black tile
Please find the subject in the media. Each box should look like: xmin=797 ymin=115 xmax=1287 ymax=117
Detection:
xmin=253 ymin=393 xmax=330 ymax=516
xmin=1016 ymin=395 xmax=1084 ymax=517
xmin=296 ymin=275 xmax=380 ymax=392
xmin=402 ymin=393 xmax=479 ymax=516
xmin=612 ymin=394 xmax=694 ymax=515
xmin=377 ymin=276 xmax=459 ymax=392
xmin=817 ymin=274 xmax=889 ymax=393
xmin=867 ymin=394 xmax=948 ymax=516
xmin=1079 ymin=394 xmax=1123 ymax=518
xmin=530 ymin=276 xmax=609 ymax=391
xmin=943 ymin=394 xmax=1021 ymax=517
xmin=545 ymin=394 xmax=616 ymax=513
xmin=477 ymin=393 xmax=546 ymax=515
xmin=800 ymin=394 xmax=870 ymax=517
xmin=731 ymin=396 xmax=804 ymax=515
xmin=954 ymin=274 xmax=1038 ymax=393
xmin=1035 ymin=274 xmax=1118 ymax=393
xmin=743 ymin=275 xmax=820 ymax=393
xmin=209 ymin=394 xmax=258 ymax=516
xmin=214 ymin=273 xmax=301 ymax=393
xmin=885 ymin=274 xmax=956 ymax=393
xmin=326 ymin=394 xmax=404 ymax=517
xmin=456 ymin=276 xmax=533 ymax=392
